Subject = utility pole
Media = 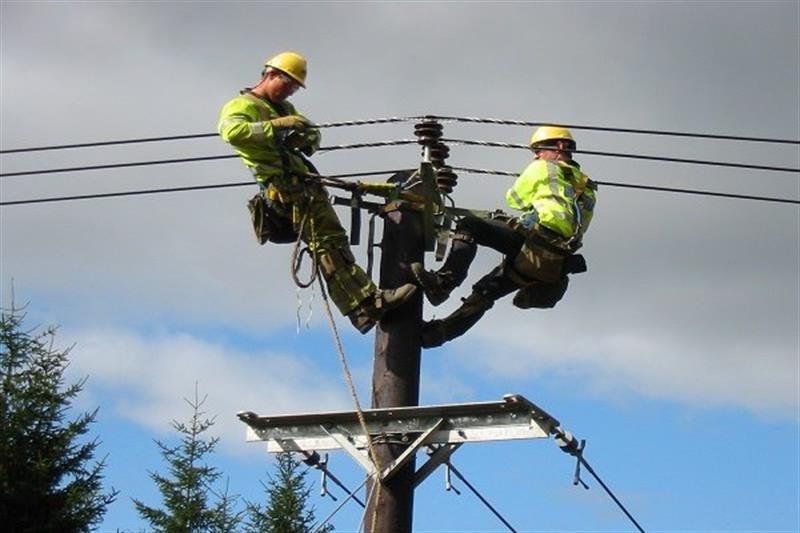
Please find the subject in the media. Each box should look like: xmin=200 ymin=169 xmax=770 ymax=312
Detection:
xmin=366 ymin=175 xmax=425 ymax=532
xmin=365 ymin=118 xmax=455 ymax=532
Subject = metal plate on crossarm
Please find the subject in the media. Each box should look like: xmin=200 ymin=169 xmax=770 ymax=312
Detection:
xmin=237 ymin=394 xmax=559 ymax=454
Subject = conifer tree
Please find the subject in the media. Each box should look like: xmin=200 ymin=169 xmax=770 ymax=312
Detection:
xmin=134 ymin=388 xmax=242 ymax=532
xmin=0 ymin=304 xmax=117 ymax=532
xmin=245 ymin=452 xmax=331 ymax=533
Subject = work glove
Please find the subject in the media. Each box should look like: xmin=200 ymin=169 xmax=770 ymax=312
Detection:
xmin=269 ymin=114 xmax=309 ymax=131
xmin=301 ymin=128 xmax=321 ymax=156
xmin=284 ymin=128 xmax=321 ymax=156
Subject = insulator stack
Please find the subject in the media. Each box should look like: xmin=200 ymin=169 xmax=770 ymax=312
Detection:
xmin=414 ymin=117 xmax=458 ymax=193
xmin=435 ymin=166 xmax=458 ymax=193
xmin=413 ymin=119 xmax=443 ymax=147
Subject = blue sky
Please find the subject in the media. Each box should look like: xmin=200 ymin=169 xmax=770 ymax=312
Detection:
xmin=1 ymin=1 xmax=798 ymax=532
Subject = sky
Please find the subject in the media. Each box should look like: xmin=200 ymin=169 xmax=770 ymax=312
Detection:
xmin=1 ymin=1 xmax=799 ymax=532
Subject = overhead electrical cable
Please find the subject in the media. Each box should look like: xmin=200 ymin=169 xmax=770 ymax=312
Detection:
xmin=0 ymin=118 xmax=414 ymax=154
xmin=446 ymin=462 xmax=518 ymax=532
xmin=452 ymin=167 xmax=800 ymax=205
xmin=1 ymin=154 xmax=238 ymax=177
xmin=428 ymin=115 xmax=800 ymax=145
xmin=0 ymin=141 xmax=419 ymax=178
xmin=0 ymin=169 xmax=412 ymax=206
xmin=3 ymin=170 xmax=798 ymax=207
xmin=2 ymin=115 xmax=797 ymax=154
xmin=442 ymin=139 xmax=800 ymax=173
xmin=2 ymin=140 xmax=798 ymax=178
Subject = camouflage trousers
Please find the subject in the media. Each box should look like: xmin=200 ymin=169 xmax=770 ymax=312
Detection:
xmin=267 ymin=178 xmax=376 ymax=316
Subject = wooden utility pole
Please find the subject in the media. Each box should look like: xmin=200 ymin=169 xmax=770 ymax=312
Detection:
xmin=366 ymin=183 xmax=425 ymax=532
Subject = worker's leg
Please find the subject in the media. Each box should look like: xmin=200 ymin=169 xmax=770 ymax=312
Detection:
xmin=412 ymin=216 xmax=524 ymax=306
xmin=421 ymin=265 xmax=519 ymax=348
xmin=303 ymin=191 xmax=415 ymax=333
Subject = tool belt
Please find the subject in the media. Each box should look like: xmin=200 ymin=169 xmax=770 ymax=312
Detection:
xmin=507 ymin=221 xmax=584 ymax=285
xmin=247 ymin=190 xmax=298 ymax=245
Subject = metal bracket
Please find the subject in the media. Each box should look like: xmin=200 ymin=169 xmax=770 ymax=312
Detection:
xmin=349 ymin=191 xmax=361 ymax=245
xmin=320 ymin=425 xmax=375 ymax=476
xmin=419 ymin=161 xmax=438 ymax=252
xmin=414 ymin=443 xmax=463 ymax=488
xmin=379 ymin=418 xmax=444 ymax=482
xmin=238 ymin=393 xmax=560 ymax=492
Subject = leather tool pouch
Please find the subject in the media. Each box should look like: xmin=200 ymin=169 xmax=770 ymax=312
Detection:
xmin=247 ymin=193 xmax=298 ymax=245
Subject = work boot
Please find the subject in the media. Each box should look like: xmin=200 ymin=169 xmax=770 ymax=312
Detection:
xmin=410 ymin=263 xmax=453 ymax=306
xmin=347 ymin=283 xmax=417 ymax=335
xmin=374 ymin=283 xmax=418 ymax=316
xmin=347 ymin=308 xmax=377 ymax=334
xmin=421 ymin=319 xmax=447 ymax=348
xmin=420 ymin=291 xmax=495 ymax=348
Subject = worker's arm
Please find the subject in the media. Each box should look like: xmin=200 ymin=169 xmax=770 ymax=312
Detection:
xmin=218 ymin=97 xmax=301 ymax=148
xmin=505 ymin=160 xmax=545 ymax=211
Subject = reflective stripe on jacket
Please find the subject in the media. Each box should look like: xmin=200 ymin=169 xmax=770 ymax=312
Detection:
xmin=217 ymin=92 xmax=320 ymax=183
xmin=505 ymin=159 xmax=597 ymax=240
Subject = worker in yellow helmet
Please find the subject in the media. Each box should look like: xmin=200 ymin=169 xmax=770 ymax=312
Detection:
xmin=217 ymin=52 xmax=416 ymax=333
xmin=412 ymin=126 xmax=597 ymax=347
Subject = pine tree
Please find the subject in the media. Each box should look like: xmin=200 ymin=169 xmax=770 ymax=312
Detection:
xmin=133 ymin=388 xmax=243 ymax=532
xmin=245 ymin=452 xmax=331 ymax=533
xmin=0 ymin=303 xmax=118 ymax=532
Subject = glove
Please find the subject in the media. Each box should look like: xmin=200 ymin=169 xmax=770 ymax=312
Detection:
xmin=284 ymin=131 xmax=307 ymax=150
xmin=269 ymin=115 xmax=309 ymax=131
xmin=284 ymin=129 xmax=320 ymax=156
xmin=301 ymin=129 xmax=321 ymax=156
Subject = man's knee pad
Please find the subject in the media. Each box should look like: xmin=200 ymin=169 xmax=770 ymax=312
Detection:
xmin=509 ymin=245 xmax=564 ymax=285
xmin=317 ymin=248 xmax=356 ymax=277
xmin=316 ymin=248 xmax=375 ymax=315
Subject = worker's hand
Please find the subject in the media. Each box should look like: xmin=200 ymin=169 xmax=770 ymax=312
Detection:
xmin=269 ymin=115 xmax=309 ymax=131
xmin=300 ymin=129 xmax=321 ymax=156
xmin=284 ymin=131 xmax=307 ymax=150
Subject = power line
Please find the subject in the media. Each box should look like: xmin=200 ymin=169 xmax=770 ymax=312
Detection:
xmin=0 ymin=169 xmax=413 ymax=206
xmin=2 ymin=115 xmax=797 ymax=154
xmin=447 ymin=462 xmax=517 ymax=533
xmin=429 ymin=115 xmax=800 ymax=145
xmin=0 ymin=141 xmax=419 ymax=178
xmin=0 ymin=181 xmax=250 ymax=206
xmin=443 ymin=139 xmax=800 ymax=173
xmin=3 ymin=169 xmax=798 ymax=207
xmin=0 ymin=133 xmax=219 ymax=154
xmin=555 ymin=431 xmax=646 ymax=533
xmin=0 ymin=154 xmax=238 ymax=178
xmin=578 ymin=456 xmax=646 ymax=533
xmin=451 ymin=167 xmax=800 ymax=205
xmin=0 ymin=118 xmax=414 ymax=155
xmin=2 ymin=140 xmax=798 ymax=178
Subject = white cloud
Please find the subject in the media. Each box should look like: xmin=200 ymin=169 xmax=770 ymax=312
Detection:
xmin=64 ymin=327 xmax=352 ymax=456
xmin=2 ymin=0 xmax=798 ymax=430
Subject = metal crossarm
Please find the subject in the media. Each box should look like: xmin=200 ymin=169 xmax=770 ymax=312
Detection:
xmin=237 ymin=393 xmax=559 ymax=455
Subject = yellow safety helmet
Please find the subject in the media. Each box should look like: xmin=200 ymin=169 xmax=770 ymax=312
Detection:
xmin=529 ymin=126 xmax=575 ymax=149
xmin=264 ymin=52 xmax=307 ymax=87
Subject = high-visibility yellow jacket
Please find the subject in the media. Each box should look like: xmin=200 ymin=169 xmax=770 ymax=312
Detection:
xmin=505 ymin=159 xmax=597 ymax=241
xmin=217 ymin=91 xmax=320 ymax=184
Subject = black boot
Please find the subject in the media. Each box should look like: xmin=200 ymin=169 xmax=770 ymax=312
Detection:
xmin=410 ymin=263 xmax=454 ymax=306
xmin=420 ymin=292 xmax=495 ymax=348
xmin=410 ymin=232 xmax=476 ymax=306
xmin=348 ymin=283 xmax=418 ymax=334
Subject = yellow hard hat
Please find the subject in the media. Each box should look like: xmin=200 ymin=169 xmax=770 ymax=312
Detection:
xmin=529 ymin=126 xmax=575 ymax=148
xmin=264 ymin=52 xmax=307 ymax=87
